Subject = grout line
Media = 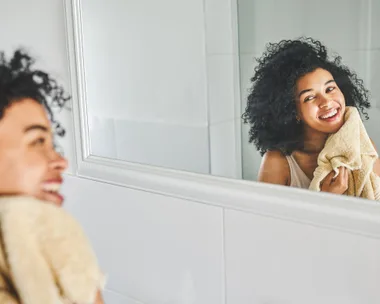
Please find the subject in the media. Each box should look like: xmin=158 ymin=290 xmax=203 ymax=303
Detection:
xmin=201 ymin=0 xmax=212 ymax=176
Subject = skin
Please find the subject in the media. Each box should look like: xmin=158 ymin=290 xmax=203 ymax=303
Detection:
xmin=0 ymin=98 xmax=104 ymax=304
xmin=258 ymin=68 xmax=380 ymax=195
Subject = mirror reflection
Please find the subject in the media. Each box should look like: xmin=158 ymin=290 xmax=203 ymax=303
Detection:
xmin=241 ymin=38 xmax=379 ymax=200
xmin=238 ymin=0 xmax=380 ymax=201
xmin=81 ymin=0 xmax=380 ymax=201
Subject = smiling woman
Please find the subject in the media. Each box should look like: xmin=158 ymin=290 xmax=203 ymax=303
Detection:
xmin=242 ymin=37 xmax=380 ymax=198
xmin=0 ymin=49 xmax=105 ymax=304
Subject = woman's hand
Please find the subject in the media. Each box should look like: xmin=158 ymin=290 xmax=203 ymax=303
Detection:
xmin=320 ymin=166 xmax=348 ymax=195
xmin=94 ymin=289 xmax=104 ymax=304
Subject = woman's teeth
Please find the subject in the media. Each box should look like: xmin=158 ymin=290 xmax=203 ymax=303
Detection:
xmin=42 ymin=183 xmax=61 ymax=193
xmin=320 ymin=109 xmax=338 ymax=119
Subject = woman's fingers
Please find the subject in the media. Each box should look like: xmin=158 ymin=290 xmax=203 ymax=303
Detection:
xmin=337 ymin=167 xmax=345 ymax=183
xmin=322 ymin=170 xmax=335 ymax=185
xmin=336 ymin=167 xmax=349 ymax=191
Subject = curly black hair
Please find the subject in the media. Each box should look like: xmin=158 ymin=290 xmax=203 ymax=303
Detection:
xmin=0 ymin=49 xmax=70 ymax=138
xmin=242 ymin=37 xmax=371 ymax=156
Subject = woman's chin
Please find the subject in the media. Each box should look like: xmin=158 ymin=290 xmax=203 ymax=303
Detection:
xmin=38 ymin=191 xmax=64 ymax=207
xmin=319 ymin=112 xmax=345 ymax=133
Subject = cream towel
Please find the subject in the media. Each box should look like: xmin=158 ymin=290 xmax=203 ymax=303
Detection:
xmin=0 ymin=196 xmax=105 ymax=304
xmin=309 ymin=106 xmax=380 ymax=201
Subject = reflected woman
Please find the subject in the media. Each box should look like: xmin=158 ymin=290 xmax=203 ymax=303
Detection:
xmin=242 ymin=37 xmax=380 ymax=196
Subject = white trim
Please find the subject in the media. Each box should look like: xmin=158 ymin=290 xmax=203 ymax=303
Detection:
xmin=64 ymin=0 xmax=91 ymax=166
xmin=64 ymin=0 xmax=380 ymax=240
xmin=230 ymin=0 xmax=243 ymax=179
xmin=73 ymin=154 xmax=380 ymax=239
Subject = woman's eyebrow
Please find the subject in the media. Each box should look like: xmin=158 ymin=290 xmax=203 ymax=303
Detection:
xmin=298 ymin=79 xmax=336 ymax=98
xmin=325 ymin=79 xmax=335 ymax=85
xmin=23 ymin=124 xmax=49 ymax=133
xmin=298 ymin=88 xmax=312 ymax=98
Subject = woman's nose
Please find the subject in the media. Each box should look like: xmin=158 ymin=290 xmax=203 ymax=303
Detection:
xmin=49 ymin=151 xmax=68 ymax=172
xmin=319 ymin=95 xmax=333 ymax=109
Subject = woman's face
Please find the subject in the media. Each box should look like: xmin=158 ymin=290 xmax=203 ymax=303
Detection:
xmin=296 ymin=68 xmax=346 ymax=135
xmin=0 ymin=98 xmax=67 ymax=206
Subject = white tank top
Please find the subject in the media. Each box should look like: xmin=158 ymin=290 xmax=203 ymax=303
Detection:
xmin=285 ymin=155 xmax=311 ymax=189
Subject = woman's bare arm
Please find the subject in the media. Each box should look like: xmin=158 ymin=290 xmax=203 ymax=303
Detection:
xmin=257 ymin=150 xmax=290 ymax=186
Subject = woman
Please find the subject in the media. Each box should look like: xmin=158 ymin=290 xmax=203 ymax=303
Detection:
xmin=242 ymin=37 xmax=380 ymax=195
xmin=0 ymin=49 xmax=104 ymax=303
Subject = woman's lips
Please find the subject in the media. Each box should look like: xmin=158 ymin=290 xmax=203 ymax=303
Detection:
xmin=41 ymin=179 xmax=64 ymax=206
xmin=318 ymin=107 xmax=341 ymax=122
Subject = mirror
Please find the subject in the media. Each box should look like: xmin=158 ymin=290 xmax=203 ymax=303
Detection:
xmin=238 ymin=0 xmax=380 ymax=182
xmin=79 ymin=0 xmax=380 ymax=199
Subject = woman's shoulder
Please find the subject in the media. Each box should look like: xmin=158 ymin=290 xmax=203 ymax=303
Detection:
xmin=258 ymin=150 xmax=290 ymax=185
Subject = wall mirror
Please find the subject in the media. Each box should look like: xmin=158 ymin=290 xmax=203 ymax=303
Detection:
xmin=65 ymin=0 xmax=380 ymax=202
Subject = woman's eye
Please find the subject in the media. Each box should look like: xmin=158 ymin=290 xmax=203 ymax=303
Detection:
xmin=32 ymin=137 xmax=46 ymax=146
xmin=304 ymin=95 xmax=314 ymax=102
xmin=326 ymin=86 xmax=336 ymax=93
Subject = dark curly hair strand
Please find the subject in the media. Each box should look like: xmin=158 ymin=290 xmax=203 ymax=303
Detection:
xmin=0 ymin=49 xmax=70 ymax=138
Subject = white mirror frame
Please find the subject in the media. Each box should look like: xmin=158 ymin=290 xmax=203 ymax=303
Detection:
xmin=64 ymin=0 xmax=380 ymax=238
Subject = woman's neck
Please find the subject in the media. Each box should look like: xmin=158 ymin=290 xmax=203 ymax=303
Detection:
xmin=302 ymin=127 xmax=328 ymax=154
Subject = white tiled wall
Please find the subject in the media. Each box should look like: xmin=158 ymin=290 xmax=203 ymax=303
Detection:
xmin=62 ymin=173 xmax=380 ymax=304
xmin=63 ymin=175 xmax=225 ymax=304
xmin=82 ymin=0 xmax=240 ymax=178
xmin=224 ymin=209 xmax=380 ymax=304
xmin=238 ymin=0 xmax=380 ymax=181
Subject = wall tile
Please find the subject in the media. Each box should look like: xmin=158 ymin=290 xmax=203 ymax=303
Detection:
xmin=209 ymin=119 xmax=238 ymax=178
xmin=371 ymin=0 xmax=380 ymax=49
xmin=337 ymin=49 xmax=370 ymax=85
xmin=88 ymin=115 xmax=117 ymax=159
xmin=239 ymin=53 xmax=263 ymax=181
xmin=204 ymin=0 xmax=234 ymax=54
xmin=63 ymin=175 xmax=225 ymax=304
xmin=238 ymin=0 xmax=370 ymax=55
xmin=82 ymin=0 xmax=208 ymax=126
xmin=238 ymin=0 xmax=306 ymax=54
xmin=113 ymin=119 xmax=210 ymax=174
xmin=225 ymin=209 xmax=380 ymax=304
xmin=369 ymin=50 xmax=380 ymax=108
xmin=304 ymin=0 xmax=370 ymax=51
xmin=207 ymin=55 xmax=236 ymax=125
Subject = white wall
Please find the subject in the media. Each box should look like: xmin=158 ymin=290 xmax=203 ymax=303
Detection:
xmin=3 ymin=1 xmax=380 ymax=303
xmin=62 ymin=174 xmax=380 ymax=304
xmin=238 ymin=0 xmax=380 ymax=181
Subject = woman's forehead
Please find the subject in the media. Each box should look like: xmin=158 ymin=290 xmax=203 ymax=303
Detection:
xmin=0 ymin=98 xmax=50 ymax=131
